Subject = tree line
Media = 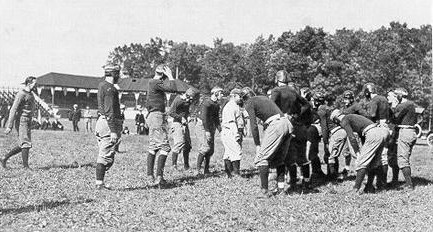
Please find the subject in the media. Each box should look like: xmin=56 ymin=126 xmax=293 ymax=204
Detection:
xmin=106 ymin=22 xmax=432 ymax=109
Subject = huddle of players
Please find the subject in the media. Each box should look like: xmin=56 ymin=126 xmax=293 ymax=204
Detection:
xmin=326 ymin=83 xmax=418 ymax=194
xmin=1 ymin=65 xmax=418 ymax=197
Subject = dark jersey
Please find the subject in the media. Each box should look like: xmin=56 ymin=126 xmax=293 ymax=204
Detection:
xmin=69 ymin=109 xmax=81 ymax=121
xmin=97 ymin=81 xmax=121 ymax=132
xmin=168 ymin=95 xmax=190 ymax=123
xmin=393 ymin=100 xmax=417 ymax=126
xmin=340 ymin=114 xmax=374 ymax=153
xmin=317 ymin=104 xmax=339 ymax=144
xmin=244 ymin=96 xmax=283 ymax=146
xmin=368 ymin=95 xmax=390 ymax=122
xmin=270 ymin=86 xmax=312 ymax=125
xmin=198 ymin=98 xmax=221 ymax=132
xmin=146 ymin=79 xmax=178 ymax=113
xmin=342 ymin=102 xmax=369 ymax=117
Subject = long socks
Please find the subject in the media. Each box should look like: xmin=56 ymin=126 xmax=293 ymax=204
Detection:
xmin=401 ymin=167 xmax=413 ymax=188
xmin=288 ymin=165 xmax=297 ymax=185
xmin=21 ymin=148 xmax=30 ymax=168
xmin=301 ymin=164 xmax=311 ymax=182
xmin=183 ymin=150 xmax=190 ymax=169
xmin=224 ymin=159 xmax=233 ymax=178
xmin=96 ymin=163 xmax=106 ymax=183
xmin=258 ymin=165 xmax=269 ymax=190
xmin=353 ymin=168 xmax=367 ymax=190
xmin=204 ymin=155 xmax=211 ymax=173
xmin=196 ymin=153 xmax=205 ymax=170
xmin=171 ymin=152 xmax=178 ymax=166
xmin=147 ymin=152 xmax=156 ymax=176
xmin=156 ymin=155 xmax=167 ymax=177
xmin=232 ymin=160 xmax=240 ymax=176
xmin=1 ymin=146 xmax=22 ymax=168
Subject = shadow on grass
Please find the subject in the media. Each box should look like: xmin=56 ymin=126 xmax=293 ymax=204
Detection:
xmin=117 ymin=179 xmax=197 ymax=192
xmin=117 ymin=168 xmax=256 ymax=192
xmin=39 ymin=163 xmax=95 ymax=170
xmin=0 ymin=199 xmax=94 ymax=216
xmin=413 ymin=176 xmax=433 ymax=186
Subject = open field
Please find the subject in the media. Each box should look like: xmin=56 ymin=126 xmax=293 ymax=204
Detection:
xmin=1 ymin=119 xmax=433 ymax=231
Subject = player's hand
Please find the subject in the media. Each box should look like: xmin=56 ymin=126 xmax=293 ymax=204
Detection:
xmin=163 ymin=66 xmax=174 ymax=80
xmin=5 ymin=128 xmax=11 ymax=134
xmin=110 ymin=132 xmax=118 ymax=144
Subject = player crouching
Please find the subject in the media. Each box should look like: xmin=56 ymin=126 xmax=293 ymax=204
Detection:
xmin=330 ymin=109 xmax=390 ymax=194
xmin=241 ymin=87 xmax=293 ymax=197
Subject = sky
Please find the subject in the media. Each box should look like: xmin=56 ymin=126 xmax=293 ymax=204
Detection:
xmin=0 ymin=0 xmax=431 ymax=87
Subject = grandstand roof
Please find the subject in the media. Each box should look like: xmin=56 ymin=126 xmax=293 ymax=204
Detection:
xmin=37 ymin=72 xmax=102 ymax=89
xmin=37 ymin=72 xmax=151 ymax=92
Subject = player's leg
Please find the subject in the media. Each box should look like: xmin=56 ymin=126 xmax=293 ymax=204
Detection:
xmin=221 ymin=129 xmax=233 ymax=178
xmin=183 ymin=125 xmax=192 ymax=170
xmin=398 ymin=128 xmax=417 ymax=190
xmin=170 ymin=122 xmax=184 ymax=169
xmin=155 ymin=113 xmax=171 ymax=185
xmin=203 ymin=131 xmax=215 ymax=175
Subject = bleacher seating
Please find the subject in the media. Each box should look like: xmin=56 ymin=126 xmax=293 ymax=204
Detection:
xmin=39 ymin=89 xmax=98 ymax=109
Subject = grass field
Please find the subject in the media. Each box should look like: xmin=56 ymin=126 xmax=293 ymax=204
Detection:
xmin=1 ymin=119 xmax=433 ymax=231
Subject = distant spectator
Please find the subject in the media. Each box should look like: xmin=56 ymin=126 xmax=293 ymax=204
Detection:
xmin=41 ymin=117 xmax=51 ymax=130
xmin=122 ymin=126 xmax=130 ymax=135
xmin=31 ymin=118 xmax=41 ymax=130
xmin=83 ymin=106 xmax=93 ymax=133
xmin=69 ymin=104 xmax=81 ymax=132
xmin=135 ymin=109 xmax=146 ymax=135
xmin=52 ymin=118 xmax=64 ymax=131
xmin=0 ymin=102 xmax=10 ymax=128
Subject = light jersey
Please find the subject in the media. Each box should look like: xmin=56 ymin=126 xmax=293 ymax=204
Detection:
xmin=221 ymin=100 xmax=243 ymax=130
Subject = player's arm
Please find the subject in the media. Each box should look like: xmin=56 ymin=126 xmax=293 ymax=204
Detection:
xmin=105 ymin=90 xmax=118 ymax=133
xmin=269 ymin=89 xmax=279 ymax=106
xmin=201 ymin=101 xmax=211 ymax=132
xmin=156 ymin=80 xmax=179 ymax=93
xmin=245 ymin=102 xmax=260 ymax=146
xmin=97 ymin=85 xmax=105 ymax=117
xmin=368 ymin=101 xmax=377 ymax=120
xmin=6 ymin=91 xmax=23 ymax=130
xmin=168 ymin=97 xmax=182 ymax=122
xmin=318 ymin=108 xmax=329 ymax=145
xmin=394 ymin=105 xmax=409 ymax=124
xmin=298 ymin=95 xmax=311 ymax=116
xmin=341 ymin=120 xmax=359 ymax=154
xmin=214 ymin=104 xmax=221 ymax=132
xmin=356 ymin=104 xmax=369 ymax=118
